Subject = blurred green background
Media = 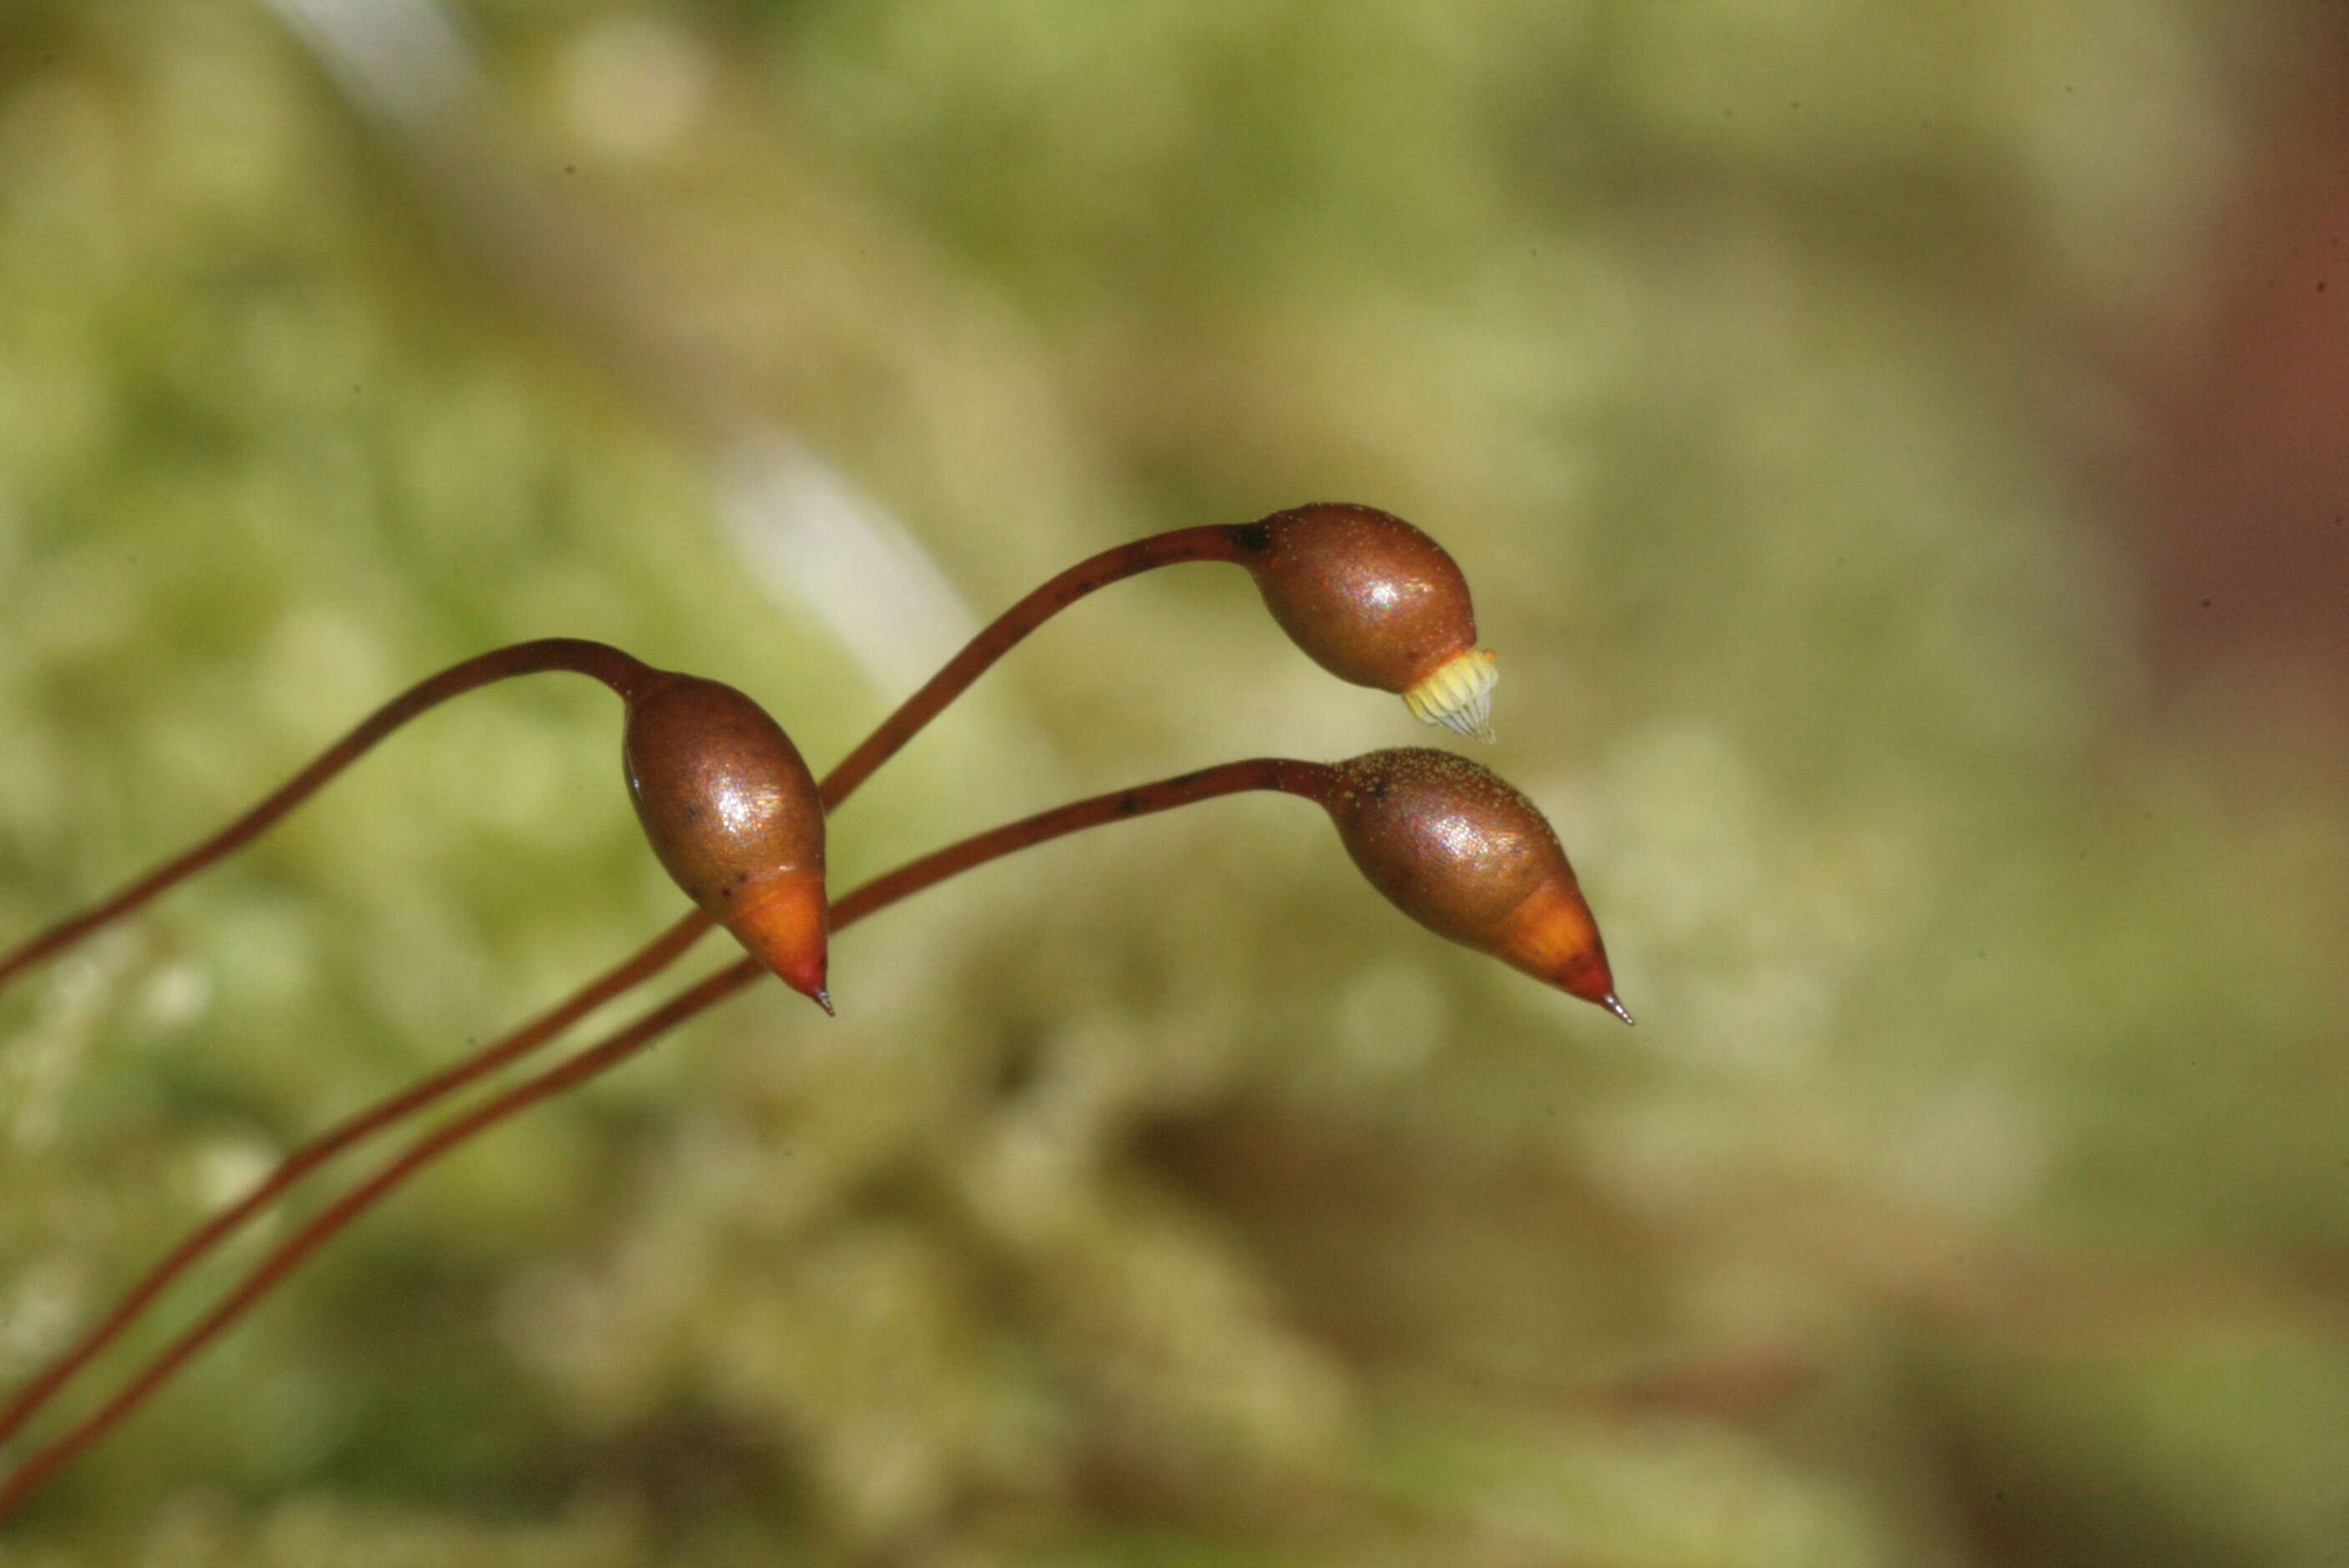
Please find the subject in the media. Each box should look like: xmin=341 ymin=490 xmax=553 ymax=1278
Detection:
xmin=3 ymin=1 xmax=2346 ymax=1562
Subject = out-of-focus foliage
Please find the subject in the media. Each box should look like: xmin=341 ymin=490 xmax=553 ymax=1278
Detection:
xmin=3 ymin=1 xmax=2345 ymax=1563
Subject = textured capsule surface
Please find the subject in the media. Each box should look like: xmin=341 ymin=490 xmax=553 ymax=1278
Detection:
xmin=1323 ymin=748 xmax=1624 ymax=1018
xmin=1244 ymin=504 xmax=1498 ymax=733
xmin=621 ymin=673 xmax=830 ymax=1007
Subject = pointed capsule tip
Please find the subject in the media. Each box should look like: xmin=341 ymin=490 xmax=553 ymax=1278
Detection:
xmin=1602 ymin=993 xmax=1636 ymax=1027
xmin=723 ymin=873 xmax=832 ymax=1013
xmin=812 ymin=987 xmax=835 ymax=1018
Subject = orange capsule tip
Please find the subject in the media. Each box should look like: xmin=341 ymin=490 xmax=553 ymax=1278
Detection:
xmin=723 ymin=872 xmax=832 ymax=1012
xmin=1551 ymin=953 xmax=1622 ymax=1021
xmin=1493 ymin=879 xmax=1623 ymax=1022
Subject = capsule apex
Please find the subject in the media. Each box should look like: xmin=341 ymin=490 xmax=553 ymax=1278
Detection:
xmin=1402 ymin=648 xmax=1500 ymax=739
xmin=725 ymin=871 xmax=832 ymax=1013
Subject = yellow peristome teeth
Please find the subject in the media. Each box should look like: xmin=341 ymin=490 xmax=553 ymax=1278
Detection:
xmin=1402 ymin=648 xmax=1500 ymax=740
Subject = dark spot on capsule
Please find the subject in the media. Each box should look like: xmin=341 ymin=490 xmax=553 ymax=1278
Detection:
xmin=1225 ymin=521 xmax=1273 ymax=554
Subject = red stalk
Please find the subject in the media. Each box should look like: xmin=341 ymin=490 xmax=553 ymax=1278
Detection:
xmin=0 ymin=758 xmax=1334 ymax=1519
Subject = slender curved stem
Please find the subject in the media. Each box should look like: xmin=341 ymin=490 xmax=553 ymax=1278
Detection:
xmin=827 ymin=757 xmax=1330 ymax=925
xmin=817 ymin=524 xmax=1256 ymax=807
xmin=0 ymin=640 xmax=656 ymax=993
xmin=0 ymin=758 xmax=1335 ymax=1520
xmin=0 ymin=910 xmax=711 ymax=1453
xmin=0 ymin=524 xmax=1280 ymax=1471
xmin=1 ymin=526 xmax=1258 ymax=991
xmin=0 ymin=963 xmax=767 ymax=1524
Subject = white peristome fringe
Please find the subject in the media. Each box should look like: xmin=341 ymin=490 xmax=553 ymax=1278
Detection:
xmin=1403 ymin=648 xmax=1499 ymax=740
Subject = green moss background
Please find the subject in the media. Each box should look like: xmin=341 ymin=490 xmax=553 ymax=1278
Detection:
xmin=3 ymin=2 xmax=2346 ymax=1562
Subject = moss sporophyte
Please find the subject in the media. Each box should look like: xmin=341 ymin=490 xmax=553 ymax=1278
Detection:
xmin=0 ymin=503 xmax=1627 ymax=1520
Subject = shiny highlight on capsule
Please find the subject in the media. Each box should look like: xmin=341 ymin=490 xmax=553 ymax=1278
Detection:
xmin=621 ymin=673 xmax=832 ymax=1012
xmin=1240 ymin=504 xmax=1502 ymax=736
xmin=1320 ymin=747 xmax=1627 ymax=1022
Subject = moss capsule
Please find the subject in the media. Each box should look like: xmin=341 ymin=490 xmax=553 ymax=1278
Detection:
xmin=621 ymin=673 xmax=830 ymax=1011
xmin=1239 ymin=503 xmax=1500 ymax=738
xmin=1323 ymin=747 xmax=1627 ymax=1022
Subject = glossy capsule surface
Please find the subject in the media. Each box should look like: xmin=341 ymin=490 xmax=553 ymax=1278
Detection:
xmin=1237 ymin=504 xmax=1498 ymax=736
xmin=621 ymin=673 xmax=830 ymax=1009
xmin=1323 ymin=747 xmax=1627 ymax=1020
